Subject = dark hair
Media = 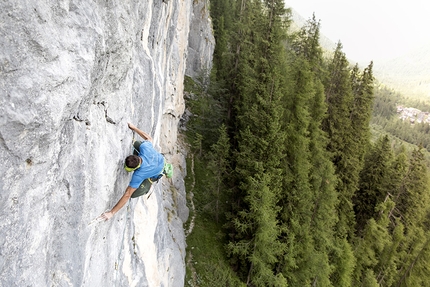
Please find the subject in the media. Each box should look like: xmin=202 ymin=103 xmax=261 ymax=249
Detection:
xmin=125 ymin=155 xmax=140 ymax=168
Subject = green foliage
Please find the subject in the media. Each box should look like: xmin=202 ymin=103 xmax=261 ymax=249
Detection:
xmin=393 ymin=229 xmax=430 ymax=287
xmin=185 ymin=155 xmax=244 ymax=287
xmin=372 ymin=85 xmax=430 ymax=153
xmin=224 ymin=1 xmax=292 ymax=285
xmin=371 ymin=86 xmax=400 ymax=120
xmin=353 ymin=200 xmax=394 ymax=286
xmin=323 ymin=43 xmax=367 ymax=237
xmin=350 ymin=62 xmax=374 ymax=160
xmin=329 ymin=238 xmax=355 ymax=287
xmin=184 ymin=76 xmax=223 ymax=152
xmin=278 ymin=52 xmax=332 ymax=286
xmin=184 ymin=0 xmax=430 ymax=286
xmin=352 ymin=144 xmax=430 ymax=287
xmin=396 ymin=148 xmax=430 ymax=228
xmin=205 ymin=124 xmax=231 ymax=222
xmin=354 ymin=135 xmax=394 ymax=233
xmin=361 ymin=269 xmax=379 ymax=287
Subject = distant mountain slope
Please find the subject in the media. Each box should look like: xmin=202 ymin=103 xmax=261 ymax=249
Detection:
xmin=372 ymin=42 xmax=430 ymax=99
xmin=289 ymin=7 xmax=430 ymax=100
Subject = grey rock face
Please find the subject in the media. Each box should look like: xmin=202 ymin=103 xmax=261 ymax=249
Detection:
xmin=0 ymin=0 xmax=213 ymax=286
xmin=185 ymin=0 xmax=214 ymax=79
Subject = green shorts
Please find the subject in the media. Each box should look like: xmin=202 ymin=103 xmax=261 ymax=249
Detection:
xmin=131 ymin=178 xmax=153 ymax=198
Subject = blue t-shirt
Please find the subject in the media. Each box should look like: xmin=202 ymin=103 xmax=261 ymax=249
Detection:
xmin=129 ymin=141 xmax=165 ymax=188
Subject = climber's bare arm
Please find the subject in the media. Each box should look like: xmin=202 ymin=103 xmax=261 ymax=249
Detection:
xmin=101 ymin=186 xmax=136 ymax=221
xmin=128 ymin=123 xmax=153 ymax=142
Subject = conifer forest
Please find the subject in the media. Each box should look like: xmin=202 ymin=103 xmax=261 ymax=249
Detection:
xmin=184 ymin=1 xmax=430 ymax=286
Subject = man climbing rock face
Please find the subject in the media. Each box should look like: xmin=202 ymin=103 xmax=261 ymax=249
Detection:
xmin=101 ymin=123 xmax=165 ymax=221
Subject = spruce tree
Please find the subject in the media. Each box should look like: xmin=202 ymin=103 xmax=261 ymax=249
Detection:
xmin=322 ymin=43 xmax=360 ymax=237
xmin=211 ymin=0 xmax=234 ymax=81
xmin=278 ymin=53 xmax=315 ymax=285
xmin=209 ymin=0 xmax=236 ymax=126
xmin=352 ymin=199 xmax=396 ymax=286
xmin=206 ymin=124 xmax=231 ymax=223
xmin=398 ymin=236 xmax=430 ymax=287
xmin=226 ymin=0 xmax=290 ymax=285
xmin=396 ymin=147 xmax=429 ymax=227
xmin=296 ymin=18 xmax=340 ymax=286
xmin=393 ymin=147 xmax=430 ymax=286
xmin=276 ymin=16 xmax=340 ymax=286
xmin=330 ymin=238 xmax=355 ymax=287
xmin=354 ymin=135 xmax=393 ymax=234
xmin=350 ymin=62 xmax=374 ymax=158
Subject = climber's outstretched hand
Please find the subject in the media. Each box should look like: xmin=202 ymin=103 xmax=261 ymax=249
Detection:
xmin=128 ymin=123 xmax=137 ymax=131
xmin=100 ymin=211 xmax=113 ymax=221
xmin=127 ymin=123 xmax=152 ymax=142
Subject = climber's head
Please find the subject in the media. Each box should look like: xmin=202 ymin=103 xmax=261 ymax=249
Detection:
xmin=124 ymin=155 xmax=141 ymax=172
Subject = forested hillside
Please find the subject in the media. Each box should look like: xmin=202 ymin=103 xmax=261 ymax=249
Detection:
xmin=184 ymin=1 xmax=430 ymax=286
xmin=372 ymin=87 xmax=430 ymax=156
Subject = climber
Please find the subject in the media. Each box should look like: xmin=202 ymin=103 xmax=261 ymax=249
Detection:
xmin=101 ymin=123 xmax=165 ymax=221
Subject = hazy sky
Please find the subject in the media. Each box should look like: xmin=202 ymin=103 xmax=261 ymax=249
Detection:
xmin=285 ymin=0 xmax=430 ymax=63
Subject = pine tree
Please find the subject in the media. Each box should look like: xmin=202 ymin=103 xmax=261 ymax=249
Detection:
xmin=291 ymin=13 xmax=322 ymax=71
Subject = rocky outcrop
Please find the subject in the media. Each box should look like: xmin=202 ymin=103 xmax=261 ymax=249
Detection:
xmin=0 ymin=0 xmax=214 ymax=286
xmin=185 ymin=0 xmax=214 ymax=79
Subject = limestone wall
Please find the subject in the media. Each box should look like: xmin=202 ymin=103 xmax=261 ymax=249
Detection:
xmin=0 ymin=0 xmax=214 ymax=286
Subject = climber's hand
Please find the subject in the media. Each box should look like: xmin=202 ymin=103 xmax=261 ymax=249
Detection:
xmin=128 ymin=123 xmax=136 ymax=131
xmin=100 ymin=211 xmax=114 ymax=221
